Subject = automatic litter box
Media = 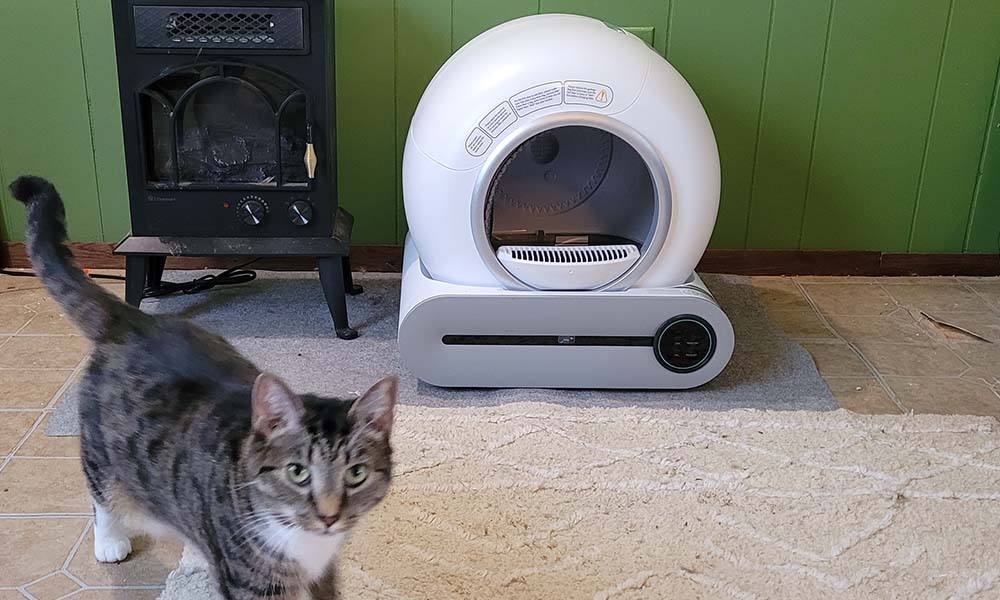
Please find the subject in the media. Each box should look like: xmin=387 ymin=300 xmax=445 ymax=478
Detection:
xmin=398 ymin=14 xmax=734 ymax=389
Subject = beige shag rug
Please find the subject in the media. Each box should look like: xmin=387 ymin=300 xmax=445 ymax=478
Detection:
xmin=162 ymin=404 xmax=1000 ymax=599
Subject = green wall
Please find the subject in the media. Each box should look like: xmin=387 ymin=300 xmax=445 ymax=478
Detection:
xmin=1 ymin=0 xmax=998 ymax=252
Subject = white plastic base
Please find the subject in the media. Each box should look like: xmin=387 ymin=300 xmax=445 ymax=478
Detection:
xmin=399 ymin=236 xmax=735 ymax=389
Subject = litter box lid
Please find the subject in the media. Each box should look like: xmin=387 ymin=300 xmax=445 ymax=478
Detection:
xmin=403 ymin=14 xmax=721 ymax=290
xmin=408 ymin=14 xmax=651 ymax=172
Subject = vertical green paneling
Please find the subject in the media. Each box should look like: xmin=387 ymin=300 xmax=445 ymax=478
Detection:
xmin=911 ymin=1 xmax=1000 ymax=252
xmin=0 ymin=117 xmax=8 ymax=241
xmin=667 ymin=0 xmax=773 ymax=248
xmin=453 ymin=1 xmax=539 ymax=51
xmin=800 ymin=0 xmax=951 ymax=250
xmin=541 ymin=0 xmax=669 ymax=55
xmin=745 ymin=0 xmax=832 ymax=249
xmin=79 ymin=0 xmax=130 ymax=242
xmin=335 ymin=0 xmax=398 ymax=244
xmin=394 ymin=0 xmax=452 ymax=242
xmin=0 ymin=118 xmax=8 ymax=242
xmin=965 ymin=64 xmax=1000 ymax=253
xmin=623 ymin=27 xmax=655 ymax=48
xmin=0 ymin=0 xmax=103 ymax=241
xmin=1 ymin=1 xmax=998 ymax=253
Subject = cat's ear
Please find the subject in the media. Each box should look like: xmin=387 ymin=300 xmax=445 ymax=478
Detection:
xmin=251 ymin=372 xmax=304 ymax=436
xmin=349 ymin=376 xmax=398 ymax=439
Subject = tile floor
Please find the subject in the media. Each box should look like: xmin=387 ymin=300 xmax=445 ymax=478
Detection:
xmin=1 ymin=271 xmax=999 ymax=597
xmin=0 ymin=274 xmax=181 ymax=598
xmin=752 ymin=276 xmax=1000 ymax=417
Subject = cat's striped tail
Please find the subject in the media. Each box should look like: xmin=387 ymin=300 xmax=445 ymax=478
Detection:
xmin=9 ymin=176 xmax=135 ymax=341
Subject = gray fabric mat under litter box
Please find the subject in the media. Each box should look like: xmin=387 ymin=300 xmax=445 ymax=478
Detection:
xmin=45 ymin=272 xmax=835 ymax=436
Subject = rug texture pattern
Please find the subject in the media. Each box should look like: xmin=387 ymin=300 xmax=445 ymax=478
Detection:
xmin=160 ymin=403 xmax=1000 ymax=600
xmin=162 ymin=403 xmax=1000 ymax=600
xmin=46 ymin=273 xmax=834 ymax=435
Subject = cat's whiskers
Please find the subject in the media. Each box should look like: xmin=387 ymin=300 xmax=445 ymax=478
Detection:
xmin=232 ymin=509 xmax=278 ymax=531
xmin=226 ymin=511 xmax=280 ymax=547
xmin=232 ymin=520 xmax=280 ymax=554
xmin=229 ymin=519 xmax=277 ymax=549
xmin=258 ymin=517 xmax=295 ymax=557
xmin=229 ymin=479 xmax=260 ymax=493
xmin=275 ymin=522 xmax=297 ymax=556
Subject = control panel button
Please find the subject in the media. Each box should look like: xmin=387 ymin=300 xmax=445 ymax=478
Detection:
xmin=654 ymin=315 xmax=716 ymax=373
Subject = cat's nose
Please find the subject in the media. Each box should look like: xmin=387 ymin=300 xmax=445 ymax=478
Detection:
xmin=319 ymin=513 xmax=340 ymax=528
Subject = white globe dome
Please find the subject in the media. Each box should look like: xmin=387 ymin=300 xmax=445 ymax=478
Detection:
xmin=403 ymin=14 xmax=720 ymax=290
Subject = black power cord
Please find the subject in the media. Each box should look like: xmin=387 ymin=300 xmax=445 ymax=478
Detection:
xmin=1 ymin=258 xmax=259 ymax=299
xmin=141 ymin=258 xmax=259 ymax=299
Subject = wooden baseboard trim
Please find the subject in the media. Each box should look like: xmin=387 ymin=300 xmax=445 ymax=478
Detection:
xmin=2 ymin=242 xmax=997 ymax=276
xmin=696 ymin=250 xmax=883 ymax=276
xmin=0 ymin=242 xmax=403 ymax=272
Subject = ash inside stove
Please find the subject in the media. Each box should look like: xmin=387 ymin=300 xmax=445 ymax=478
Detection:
xmin=141 ymin=64 xmax=309 ymax=187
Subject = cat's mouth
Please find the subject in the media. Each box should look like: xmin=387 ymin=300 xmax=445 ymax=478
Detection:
xmin=285 ymin=515 xmax=349 ymax=536
xmin=312 ymin=521 xmax=349 ymax=535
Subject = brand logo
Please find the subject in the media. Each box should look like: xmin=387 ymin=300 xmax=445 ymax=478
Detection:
xmin=147 ymin=195 xmax=177 ymax=203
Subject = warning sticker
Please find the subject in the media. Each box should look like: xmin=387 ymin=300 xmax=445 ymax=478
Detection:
xmin=564 ymin=81 xmax=613 ymax=108
xmin=511 ymin=82 xmax=564 ymax=117
xmin=479 ymin=101 xmax=517 ymax=138
xmin=465 ymin=128 xmax=492 ymax=157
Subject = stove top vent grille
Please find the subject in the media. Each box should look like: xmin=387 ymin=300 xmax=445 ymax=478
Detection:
xmin=133 ymin=5 xmax=306 ymax=51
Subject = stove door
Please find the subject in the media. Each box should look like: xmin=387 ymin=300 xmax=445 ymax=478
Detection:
xmin=139 ymin=62 xmax=312 ymax=190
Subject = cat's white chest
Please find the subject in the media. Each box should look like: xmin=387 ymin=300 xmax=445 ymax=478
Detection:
xmin=263 ymin=521 xmax=346 ymax=582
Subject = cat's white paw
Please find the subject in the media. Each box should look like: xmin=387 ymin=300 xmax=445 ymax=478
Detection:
xmin=94 ymin=533 xmax=133 ymax=563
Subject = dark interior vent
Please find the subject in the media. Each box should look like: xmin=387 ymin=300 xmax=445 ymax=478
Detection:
xmin=167 ymin=12 xmax=275 ymax=44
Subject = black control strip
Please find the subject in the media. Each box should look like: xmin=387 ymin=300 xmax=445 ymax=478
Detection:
xmin=441 ymin=335 xmax=653 ymax=347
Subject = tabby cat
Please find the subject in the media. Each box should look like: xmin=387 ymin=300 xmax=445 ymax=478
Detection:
xmin=10 ymin=176 xmax=397 ymax=600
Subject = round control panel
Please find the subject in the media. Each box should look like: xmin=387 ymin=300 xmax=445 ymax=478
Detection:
xmin=289 ymin=199 xmax=313 ymax=226
xmin=237 ymin=195 xmax=268 ymax=226
xmin=653 ymin=315 xmax=716 ymax=373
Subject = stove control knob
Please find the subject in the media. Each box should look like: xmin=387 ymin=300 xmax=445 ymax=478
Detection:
xmin=238 ymin=197 xmax=267 ymax=226
xmin=289 ymin=200 xmax=313 ymax=226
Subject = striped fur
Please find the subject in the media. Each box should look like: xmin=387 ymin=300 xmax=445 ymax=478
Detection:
xmin=9 ymin=177 xmax=396 ymax=599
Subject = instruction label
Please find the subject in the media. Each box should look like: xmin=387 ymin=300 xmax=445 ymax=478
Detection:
xmin=465 ymin=81 xmax=614 ymax=156
xmin=510 ymin=82 xmax=564 ymax=116
xmin=465 ymin=128 xmax=492 ymax=157
xmin=479 ymin=101 xmax=517 ymax=138
xmin=564 ymin=81 xmax=614 ymax=108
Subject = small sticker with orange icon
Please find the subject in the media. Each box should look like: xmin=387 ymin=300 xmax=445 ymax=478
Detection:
xmin=564 ymin=81 xmax=613 ymax=108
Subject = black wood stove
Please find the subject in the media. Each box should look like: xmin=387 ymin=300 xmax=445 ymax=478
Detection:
xmin=110 ymin=0 xmax=361 ymax=338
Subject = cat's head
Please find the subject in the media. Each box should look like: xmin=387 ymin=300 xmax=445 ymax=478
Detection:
xmin=244 ymin=373 xmax=397 ymax=537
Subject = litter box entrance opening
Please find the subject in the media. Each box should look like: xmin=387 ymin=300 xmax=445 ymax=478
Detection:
xmin=483 ymin=125 xmax=659 ymax=290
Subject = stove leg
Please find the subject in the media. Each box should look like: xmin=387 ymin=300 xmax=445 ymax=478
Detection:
xmin=343 ymin=257 xmax=363 ymax=295
xmin=147 ymin=256 xmax=166 ymax=290
xmin=318 ymin=256 xmax=358 ymax=340
xmin=124 ymin=255 xmax=148 ymax=308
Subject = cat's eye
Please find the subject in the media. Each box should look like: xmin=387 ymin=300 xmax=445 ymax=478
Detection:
xmin=286 ymin=463 xmax=311 ymax=486
xmin=344 ymin=464 xmax=368 ymax=487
